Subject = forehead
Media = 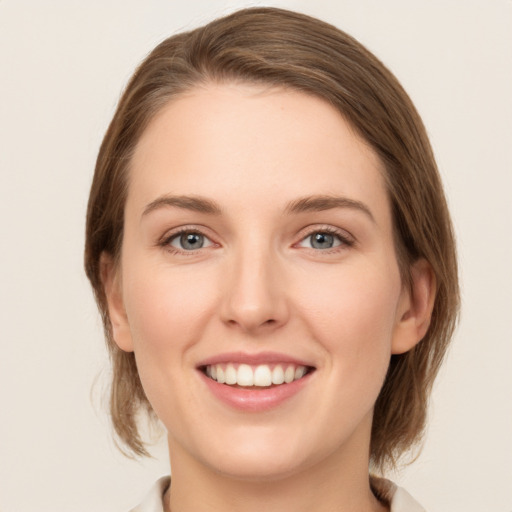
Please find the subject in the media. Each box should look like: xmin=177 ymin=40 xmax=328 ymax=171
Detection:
xmin=127 ymin=83 xmax=388 ymax=217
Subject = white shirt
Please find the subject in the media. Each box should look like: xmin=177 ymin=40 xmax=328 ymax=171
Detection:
xmin=129 ymin=476 xmax=426 ymax=512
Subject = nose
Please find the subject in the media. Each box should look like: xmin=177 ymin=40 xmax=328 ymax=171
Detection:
xmin=220 ymin=245 xmax=289 ymax=334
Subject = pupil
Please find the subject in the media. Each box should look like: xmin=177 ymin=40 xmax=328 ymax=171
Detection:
xmin=181 ymin=233 xmax=203 ymax=250
xmin=312 ymin=232 xmax=333 ymax=249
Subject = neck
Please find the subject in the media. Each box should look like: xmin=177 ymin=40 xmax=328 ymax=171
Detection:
xmin=165 ymin=438 xmax=388 ymax=512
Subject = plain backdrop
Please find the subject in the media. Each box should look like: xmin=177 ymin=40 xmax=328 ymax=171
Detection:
xmin=0 ymin=1 xmax=511 ymax=511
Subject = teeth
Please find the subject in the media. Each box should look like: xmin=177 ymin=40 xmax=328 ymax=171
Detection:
xmin=225 ymin=364 xmax=237 ymax=385
xmin=284 ymin=365 xmax=295 ymax=383
xmin=205 ymin=363 xmax=309 ymax=387
xmin=295 ymin=366 xmax=306 ymax=379
xmin=272 ymin=366 xmax=285 ymax=385
xmin=254 ymin=365 xmax=272 ymax=386
xmin=237 ymin=364 xmax=254 ymax=386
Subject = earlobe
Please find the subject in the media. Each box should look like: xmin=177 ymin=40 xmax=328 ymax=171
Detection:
xmin=392 ymin=258 xmax=437 ymax=355
xmin=100 ymin=252 xmax=135 ymax=352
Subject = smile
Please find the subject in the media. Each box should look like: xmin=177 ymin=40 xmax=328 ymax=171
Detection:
xmin=203 ymin=363 xmax=310 ymax=387
xmin=197 ymin=353 xmax=316 ymax=411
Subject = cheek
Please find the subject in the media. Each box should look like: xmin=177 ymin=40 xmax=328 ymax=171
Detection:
xmin=122 ymin=260 xmax=217 ymax=353
xmin=296 ymin=262 xmax=401 ymax=377
xmin=119 ymin=260 xmax=220 ymax=423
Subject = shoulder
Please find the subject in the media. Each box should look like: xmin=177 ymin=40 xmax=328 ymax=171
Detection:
xmin=128 ymin=476 xmax=170 ymax=512
xmin=371 ymin=476 xmax=427 ymax=512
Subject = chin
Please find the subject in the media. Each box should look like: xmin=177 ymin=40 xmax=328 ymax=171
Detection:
xmin=190 ymin=427 xmax=328 ymax=483
xmin=205 ymin=452 xmax=309 ymax=483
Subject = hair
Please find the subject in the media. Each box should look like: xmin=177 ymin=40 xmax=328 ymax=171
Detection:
xmin=85 ymin=7 xmax=459 ymax=470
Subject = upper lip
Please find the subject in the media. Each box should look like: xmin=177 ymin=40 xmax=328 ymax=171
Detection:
xmin=196 ymin=351 xmax=315 ymax=368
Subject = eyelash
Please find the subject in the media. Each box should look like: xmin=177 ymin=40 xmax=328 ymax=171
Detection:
xmin=159 ymin=226 xmax=216 ymax=255
xmin=159 ymin=225 xmax=354 ymax=255
xmin=296 ymin=226 xmax=355 ymax=253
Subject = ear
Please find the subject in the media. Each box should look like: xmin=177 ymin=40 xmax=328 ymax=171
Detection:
xmin=392 ymin=258 xmax=437 ymax=355
xmin=100 ymin=252 xmax=134 ymax=352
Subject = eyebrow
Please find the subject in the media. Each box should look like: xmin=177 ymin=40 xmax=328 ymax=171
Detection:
xmin=285 ymin=195 xmax=375 ymax=222
xmin=142 ymin=195 xmax=222 ymax=217
xmin=142 ymin=193 xmax=374 ymax=222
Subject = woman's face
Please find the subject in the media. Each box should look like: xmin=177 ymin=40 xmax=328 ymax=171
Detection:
xmin=105 ymin=83 xmax=421 ymax=480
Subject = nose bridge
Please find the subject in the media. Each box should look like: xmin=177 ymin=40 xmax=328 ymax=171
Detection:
xmin=221 ymin=235 xmax=287 ymax=332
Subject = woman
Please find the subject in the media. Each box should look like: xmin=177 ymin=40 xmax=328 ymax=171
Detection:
xmin=85 ymin=7 xmax=459 ymax=511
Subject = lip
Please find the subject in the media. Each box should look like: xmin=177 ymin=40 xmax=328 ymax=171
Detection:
xmin=199 ymin=370 xmax=313 ymax=411
xmin=197 ymin=351 xmax=312 ymax=367
xmin=197 ymin=352 xmax=315 ymax=412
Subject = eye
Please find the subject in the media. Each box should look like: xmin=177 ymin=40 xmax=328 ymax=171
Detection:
xmin=167 ymin=230 xmax=214 ymax=251
xmin=297 ymin=229 xmax=352 ymax=250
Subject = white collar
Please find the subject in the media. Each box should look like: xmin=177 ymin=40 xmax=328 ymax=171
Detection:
xmin=130 ymin=475 xmax=426 ymax=512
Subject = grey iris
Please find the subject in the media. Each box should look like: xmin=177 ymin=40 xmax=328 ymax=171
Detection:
xmin=311 ymin=232 xmax=334 ymax=249
xmin=181 ymin=233 xmax=204 ymax=250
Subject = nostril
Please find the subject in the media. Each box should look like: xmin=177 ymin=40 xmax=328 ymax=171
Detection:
xmin=225 ymin=316 xmax=278 ymax=330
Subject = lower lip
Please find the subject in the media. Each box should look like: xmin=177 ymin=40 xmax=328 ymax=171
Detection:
xmin=199 ymin=370 xmax=313 ymax=412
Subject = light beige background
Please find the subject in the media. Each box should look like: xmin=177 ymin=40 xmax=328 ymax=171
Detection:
xmin=0 ymin=1 xmax=511 ymax=511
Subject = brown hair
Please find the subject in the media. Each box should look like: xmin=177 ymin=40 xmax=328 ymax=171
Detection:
xmin=85 ymin=7 xmax=459 ymax=470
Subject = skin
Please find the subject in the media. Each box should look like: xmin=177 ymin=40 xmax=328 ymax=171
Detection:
xmin=102 ymin=83 xmax=435 ymax=512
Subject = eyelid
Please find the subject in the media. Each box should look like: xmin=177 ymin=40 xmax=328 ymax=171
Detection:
xmin=170 ymin=232 xmax=214 ymax=250
xmin=158 ymin=225 xmax=219 ymax=253
xmin=294 ymin=225 xmax=355 ymax=249
xmin=157 ymin=223 xmax=355 ymax=254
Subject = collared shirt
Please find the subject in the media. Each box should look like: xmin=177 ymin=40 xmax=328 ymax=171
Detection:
xmin=129 ymin=476 xmax=426 ymax=512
